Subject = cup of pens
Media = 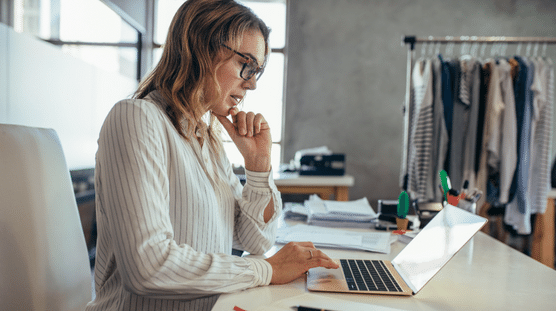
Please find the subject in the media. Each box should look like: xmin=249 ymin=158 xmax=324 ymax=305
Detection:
xmin=439 ymin=170 xmax=482 ymax=213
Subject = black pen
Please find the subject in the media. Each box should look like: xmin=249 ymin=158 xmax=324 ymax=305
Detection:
xmin=295 ymin=306 xmax=334 ymax=311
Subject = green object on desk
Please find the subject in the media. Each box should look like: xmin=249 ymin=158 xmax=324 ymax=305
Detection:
xmin=397 ymin=191 xmax=409 ymax=219
xmin=439 ymin=169 xmax=451 ymax=201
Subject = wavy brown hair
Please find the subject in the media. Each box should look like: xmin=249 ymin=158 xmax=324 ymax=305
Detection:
xmin=134 ymin=0 xmax=270 ymax=150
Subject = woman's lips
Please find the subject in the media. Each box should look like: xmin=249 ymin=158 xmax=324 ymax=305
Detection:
xmin=228 ymin=106 xmax=239 ymax=115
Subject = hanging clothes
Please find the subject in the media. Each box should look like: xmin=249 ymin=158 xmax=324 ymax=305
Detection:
xmin=405 ymin=50 xmax=554 ymax=235
xmin=505 ymin=56 xmax=535 ymax=234
xmin=495 ymin=59 xmax=518 ymax=205
xmin=407 ymin=59 xmax=434 ymax=202
xmin=528 ymin=57 xmax=553 ymax=215
xmin=430 ymin=57 xmax=449 ymax=202
xmin=475 ymin=59 xmax=504 ymax=211
xmin=458 ymin=56 xmax=481 ymax=192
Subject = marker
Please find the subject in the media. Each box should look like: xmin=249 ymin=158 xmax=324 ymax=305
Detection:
xmin=439 ymin=170 xmax=451 ymax=202
xmin=462 ymin=180 xmax=469 ymax=198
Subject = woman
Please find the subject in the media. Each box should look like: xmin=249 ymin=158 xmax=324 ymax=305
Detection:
xmin=86 ymin=0 xmax=338 ymax=310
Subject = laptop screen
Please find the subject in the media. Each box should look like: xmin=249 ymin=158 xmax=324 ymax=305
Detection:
xmin=392 ymin=204 xmax=487 ymax=293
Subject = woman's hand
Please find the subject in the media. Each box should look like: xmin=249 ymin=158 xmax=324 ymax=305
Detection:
xmin=215 ymin=108 xmax=272 ymax=172
xmin=264 ymin=242 xmax=340 ymax=285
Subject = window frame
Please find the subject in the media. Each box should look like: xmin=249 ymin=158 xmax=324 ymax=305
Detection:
xmin=1 ymin=0 xmax=144 ymax=81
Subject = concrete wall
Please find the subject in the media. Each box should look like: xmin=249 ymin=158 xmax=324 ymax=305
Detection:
xmin=284 ymin=0 xmax=556 ymax=207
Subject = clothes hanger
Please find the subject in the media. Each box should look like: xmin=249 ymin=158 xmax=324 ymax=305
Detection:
xmin=501 ymin=42 xmax=508 ymax=57
xmin=446 ymin=42 xmax=454 ymax=57
xmin=480 ymin=42 xmax=487 ymax=58
xmin=470 ymin=42 xmax=479 ymax=58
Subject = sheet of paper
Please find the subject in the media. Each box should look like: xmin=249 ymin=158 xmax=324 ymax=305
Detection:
xmin=281 ymin=231 xmax=363 ymax=247
xmin=276 ymin=224 xmax=391 ymax=253
xmin=325 ymin=197 xmax=377 ymax=216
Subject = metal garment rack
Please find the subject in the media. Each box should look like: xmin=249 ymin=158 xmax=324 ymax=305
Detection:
xmin=399 ymin=35 xmax=556 ymax=190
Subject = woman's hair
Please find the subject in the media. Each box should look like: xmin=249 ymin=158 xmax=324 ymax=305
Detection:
xmin=134 ymin=0 xmax=270 ymax=149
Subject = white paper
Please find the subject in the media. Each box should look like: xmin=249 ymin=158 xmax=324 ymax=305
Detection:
xmin=281 ymin=231 xmax=363 ymax=247
xmin=325 ymin=197 xmax=377 ymax=216
xmin=276 ymin=224 xmax=391 ymax=254
xmin=283 ymin=202 xmax=309 ymax=216
xmin=304 ymin=195 xmax=378 ymax=222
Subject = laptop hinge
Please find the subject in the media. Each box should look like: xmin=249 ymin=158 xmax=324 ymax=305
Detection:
xmin=392 ymin=261 xmax=417 ymax=294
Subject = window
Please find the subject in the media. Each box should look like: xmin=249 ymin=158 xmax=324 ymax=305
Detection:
xmin=9 ymin=0 xmax=140 ymax=80
xmin=155 ymin=0 xmax=287 ymax=170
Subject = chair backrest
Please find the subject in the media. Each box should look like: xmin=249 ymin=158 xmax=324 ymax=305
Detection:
xmin=0 ymin=124 xmax=92 ymax=310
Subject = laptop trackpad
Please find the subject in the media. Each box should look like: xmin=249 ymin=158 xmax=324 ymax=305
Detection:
xmin=307 ymin=266 xmax=349 ymax=292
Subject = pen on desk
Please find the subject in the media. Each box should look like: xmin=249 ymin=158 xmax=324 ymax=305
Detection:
xmin=461 ymin=180 xmax=469 ymax=198
xmin=295 ymin=306 xmax=334 ymax=311
xmin=471 ymin=191 xmax=482 ymax=203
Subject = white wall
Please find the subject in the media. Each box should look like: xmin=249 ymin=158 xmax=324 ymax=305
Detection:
xmin=0 ymin=23 xmax=137 ymax=170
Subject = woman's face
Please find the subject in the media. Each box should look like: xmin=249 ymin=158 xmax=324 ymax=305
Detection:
xmin=210 ymin=30 xmax=266 ymax=117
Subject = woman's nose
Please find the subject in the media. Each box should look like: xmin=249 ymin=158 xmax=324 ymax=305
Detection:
xmin=243 ymin=76 xmax=257 ymax=90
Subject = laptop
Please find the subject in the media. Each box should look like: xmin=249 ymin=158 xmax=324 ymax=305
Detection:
xmin=307 ymin=204 xmax=487 ymax=296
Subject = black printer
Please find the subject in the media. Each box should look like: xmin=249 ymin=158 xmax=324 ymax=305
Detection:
xmin=299 ymin=154 xmax=345 ymax=176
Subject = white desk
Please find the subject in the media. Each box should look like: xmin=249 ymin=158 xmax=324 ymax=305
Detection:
xmin=214 ymin=220 xmax=556 ymax=310
xmin=274 ymin=173 xmax=354 ymax=201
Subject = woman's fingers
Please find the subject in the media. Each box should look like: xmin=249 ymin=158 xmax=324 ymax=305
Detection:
xmin=214 ymin=114 xmax=235 ymax=137
xmin=229 ymin=110 xmax=268 ymax=137
xmin=265 ymin=241 xmax=339 ymax=284
xmin=305 ymin=248 xmax=339 ymax=269
xmin=253 ymin=113 xmax=265 ymax=135
xmin=234 ymin=110 xmax=247 ymax=136
xmin=245 ymin=112 xmax=254 ymax=137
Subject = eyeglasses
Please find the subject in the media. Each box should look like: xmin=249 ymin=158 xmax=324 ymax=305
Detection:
xmin=222 ymin=44 xmax=265 ymax=81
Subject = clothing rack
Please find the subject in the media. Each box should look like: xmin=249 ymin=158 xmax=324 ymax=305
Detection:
xmin=399 ymin=35 xmax=556 ymax=190
xmin=399 ymin=35 xmax=556 ymax=268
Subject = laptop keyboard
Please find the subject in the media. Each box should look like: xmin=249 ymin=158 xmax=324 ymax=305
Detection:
xmin=340 ymin=259 xmax=402 ymax=292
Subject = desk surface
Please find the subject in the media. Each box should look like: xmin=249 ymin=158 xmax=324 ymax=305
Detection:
xmin=214 ymin=220 xmax=556 ymax=310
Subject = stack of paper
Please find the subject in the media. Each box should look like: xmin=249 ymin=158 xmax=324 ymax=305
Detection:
xmin=304 ymin=195 xmax=378 ymax=227
xmin=283 ymin=202 xmax=309 ymax=221
xmin=276 ymin=224 xmax=391 ymax=254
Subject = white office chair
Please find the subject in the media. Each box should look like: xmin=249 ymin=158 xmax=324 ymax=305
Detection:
xmin=0 ymin=124 xmax=92 ymax=310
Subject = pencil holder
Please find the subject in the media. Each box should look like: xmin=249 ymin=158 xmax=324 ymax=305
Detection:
xmin=396 ymin=218 xmax=409 ymax=230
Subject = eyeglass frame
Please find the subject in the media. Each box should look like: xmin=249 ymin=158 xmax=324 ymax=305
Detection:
xmin=222 ymin=44 xmax=266 ymax=81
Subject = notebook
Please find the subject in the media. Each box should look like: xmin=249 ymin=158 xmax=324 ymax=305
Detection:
xmin=307 ymin=204 xmax=487 ymax=296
